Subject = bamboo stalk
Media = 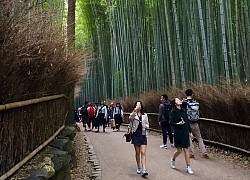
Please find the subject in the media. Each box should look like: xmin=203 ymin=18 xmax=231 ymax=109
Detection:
xmin=172 ymin=0 xmax=186 ymax=87
xmin=219 ymin=0 xmax=230 ymax=83
xmin=197 ymin=0 xmax=211 ymax=84
xmin=0 ymin=94 xmax=68 ymax=111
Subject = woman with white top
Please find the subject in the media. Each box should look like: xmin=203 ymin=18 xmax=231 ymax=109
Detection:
xmin=95 ymin=101 xmax=108 ymax=132
xmin=129 ymin=101 xmax=149 ymax=177
xmin=113 ymin=102 xmax=123 ymax=131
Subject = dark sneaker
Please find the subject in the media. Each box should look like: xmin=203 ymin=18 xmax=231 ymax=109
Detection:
xmin=141 ymin=169 xmax=148 ymax=177
xmin=203 ymin=153 xmax=209 ymax=158
xmin=190 ymin=154 xmax=195 ymax=158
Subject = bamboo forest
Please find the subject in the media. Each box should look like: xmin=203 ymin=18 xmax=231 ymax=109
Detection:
xmin=75 ymin=0 xmax=250 ymax=103
xmin=1 ymin=1 xmax=250 ymax=179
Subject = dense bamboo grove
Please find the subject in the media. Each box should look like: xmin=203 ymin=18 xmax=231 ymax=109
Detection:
xmin=75 ymin=0 xmax=250 ymax=104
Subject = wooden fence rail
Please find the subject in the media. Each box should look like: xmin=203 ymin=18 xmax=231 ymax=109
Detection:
xmin=0 ymin=94 xmax=69 ymax=177
xmin=123 ymin=113 xmax=250 ymax=154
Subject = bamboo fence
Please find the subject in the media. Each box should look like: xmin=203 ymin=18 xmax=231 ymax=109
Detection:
xmin=0 ymin=94 xmax=69 ymax=176
xmin=122 ymin=112 xmax=250 ymax=154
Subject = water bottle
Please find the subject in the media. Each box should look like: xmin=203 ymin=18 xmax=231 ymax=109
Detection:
xmin=142 ymin=127 xmax=146 ymax=135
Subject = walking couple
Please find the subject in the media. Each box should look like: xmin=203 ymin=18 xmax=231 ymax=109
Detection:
xmin=127 ymin=89 xmax=209 ymax=177
xmin=159 ymin=89 xmax=209 ymax=174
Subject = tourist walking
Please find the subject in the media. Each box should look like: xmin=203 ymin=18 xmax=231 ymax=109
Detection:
xmin=103 ymin=101 xmax=110 ymax=127
xmin=74 ymin=110 xmax=79 ymax=122
xmin=81 ymin=101 xmax=89 ymax=131
xmin=183 ymin=89 xmax=209 ymax=158
xmin=95 ymin=100 xmax=108 ymax=132
xmin=77 ymin=104 xmax=82 ymax=123
xmin=113 ymin=102 xmax=123 ymax=131
xmin=87 ymin=103 xmax=96 ymax=130
xmin=169 ymin=98 xmax=193 ymax=174
xmin=129 ymin=101 xmax=149 ymax=177
xmin=108 ymin=102 xmax=115 ymax=130
xmin=158 ymin=94 xmax=174 ymax=149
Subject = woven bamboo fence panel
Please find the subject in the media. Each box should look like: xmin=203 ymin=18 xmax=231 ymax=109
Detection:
xmin=0 ymin=95 xmax=68 ymax=176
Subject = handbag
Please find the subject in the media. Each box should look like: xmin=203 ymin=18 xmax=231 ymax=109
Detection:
xmin=110 ymin=119 xmax=115 ymax=128
xmin=123 ymin=129 xmax=132 ymax=142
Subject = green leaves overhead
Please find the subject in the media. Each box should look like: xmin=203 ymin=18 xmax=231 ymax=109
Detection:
xmin=75 ymin=0 xmax=250 ymax=103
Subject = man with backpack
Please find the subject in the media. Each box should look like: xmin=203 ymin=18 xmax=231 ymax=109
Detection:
xmin=81 ymin=101 xmax=89 ymax=131
xmin=183 ymin=89 xmax=209 ymax=158
xmin=158 ymin=94 xmax=174 ymax=149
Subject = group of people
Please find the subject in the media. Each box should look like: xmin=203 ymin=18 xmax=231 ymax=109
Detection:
xmin=128 ymin=89 xmax=209 ymax=177
xmin=75 ymin=100 xmax=124 ymax=132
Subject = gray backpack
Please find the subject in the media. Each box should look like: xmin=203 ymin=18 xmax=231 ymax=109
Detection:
xmin=186 ymin=99 xmax=200 ymax=122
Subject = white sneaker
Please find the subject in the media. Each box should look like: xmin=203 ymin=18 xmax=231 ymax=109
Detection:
xmin=136 ymin=167 xmax=141 ymax=174
xmin=171 ymin=157 xmax=176 ymax=169
xmin=187 ymin=166 xmax=193 ymax=174
xmin=141 ymin=169 xmax=148 ymax=177
xmin=160 ymin=144 xmax=167 ymax=149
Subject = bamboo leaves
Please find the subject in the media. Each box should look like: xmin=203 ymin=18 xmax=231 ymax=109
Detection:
xmin=75 ymin=0 xmax=250 ymax=103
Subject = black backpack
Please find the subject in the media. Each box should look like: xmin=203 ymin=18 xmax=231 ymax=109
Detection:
xmin=81 ymin=106 xmax=88 ymax=116
xmin=163 ymin=102 xmax=172 ymax=120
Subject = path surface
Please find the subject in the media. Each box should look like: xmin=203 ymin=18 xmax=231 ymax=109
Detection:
xmin=83 ymin=125 xmax=250 ymax=180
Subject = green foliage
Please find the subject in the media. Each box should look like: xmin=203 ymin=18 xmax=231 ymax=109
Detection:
xmin=75 ymin=0 xmax=250 ymax=104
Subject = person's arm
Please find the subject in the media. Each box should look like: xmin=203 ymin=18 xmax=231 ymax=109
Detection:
xmin=158 ymin=104 xmax=165 ymax=122
xmin=95 ymin=107 xmax=99 ymax=118
xmin=129 ymin=110 xmax=137 ymax=120
xmin=128 ymin=111 xmax=136 ymax=131
xmin=112 ymin=108 xmax=115 ymax=119
xmin=104 ymin=106 xmax=108 ymax=118
xmin=185 ymin=113 xmax=192 ymax=133
xmin=169 ymin=111 xmax=177 ymax=126
xmin=143 ymin=114 xmax=149 ymax=128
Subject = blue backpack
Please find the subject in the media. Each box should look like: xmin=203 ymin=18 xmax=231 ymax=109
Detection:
xmin=186 ymin=99 xmax=200 ymax=122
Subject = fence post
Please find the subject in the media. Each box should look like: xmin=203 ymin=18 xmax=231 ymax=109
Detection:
xmin=65 ymin=88 xmax=75 ymax=125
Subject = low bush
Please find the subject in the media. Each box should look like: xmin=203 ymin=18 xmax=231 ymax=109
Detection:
xmin=118 ymin=82 xmax=250 ymax=125
xmin=0 ymin=1 xmax=87 ymax=103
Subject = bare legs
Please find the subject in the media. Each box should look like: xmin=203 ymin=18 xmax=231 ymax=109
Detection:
xmin=183 ymin=148 xmax=191 ymax=166
xmin=134 ymin=145 xmax=147 ymax=169
xmin=172 ymin=148 xmax=191 ymax=167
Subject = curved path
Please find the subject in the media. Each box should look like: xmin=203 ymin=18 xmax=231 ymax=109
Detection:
xmin=83 ymin=125 xmax=250 ymax=180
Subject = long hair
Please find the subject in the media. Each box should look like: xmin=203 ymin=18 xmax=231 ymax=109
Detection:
xmin=170 ymin=98 xmax=179 ymax=112
xmin=116 ymin=102 xmax=122 ymax=110
xmin=133 ymin=101 xmax=144 ymax=114
xmin=171 ymin=98 xmax=185 ymax=112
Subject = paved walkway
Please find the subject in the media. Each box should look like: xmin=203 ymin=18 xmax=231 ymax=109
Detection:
xmin=83 ymin=124 xmax=250 ymax=180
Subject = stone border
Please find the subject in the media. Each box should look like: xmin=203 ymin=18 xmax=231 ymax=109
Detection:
xmin=83 ymin=133 xmax=102 ymax=180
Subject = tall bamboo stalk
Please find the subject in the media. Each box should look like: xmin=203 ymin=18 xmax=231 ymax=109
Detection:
xmin=75 ymin=0 xmax=250 ymax=102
